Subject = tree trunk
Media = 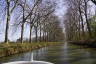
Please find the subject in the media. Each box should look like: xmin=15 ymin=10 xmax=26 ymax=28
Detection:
xmin=35 ymin=27 xmax=38 ymax=42
xmin=40 ymin=24 xmax=42 ymax=42
xmin=43 ymin=31 xmax=45 ymax=41
xmin=84 ymin=0 xmax=92 ymax=38
xmin=29 ymin=25 xmax=32 ymax=43
xmin=78 ymin=3 xmax=85 ymax=39
xmin=47 ymin=32 xmax=49 ymax=42
xmin=21 ymin=23 xmax=24 ymax=43
xmin=21 ymin=7 xmax=25 ymax=43
xmin=5 ymin=0 xmax=10 ymax=43
xmin=91 ymin=0 xmax=96 ymax=5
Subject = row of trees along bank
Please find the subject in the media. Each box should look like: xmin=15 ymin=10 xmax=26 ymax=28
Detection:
xmin=64 ymin=0 xmax=96 ymax=42
xmin=0 ymin=0 xmax=64 ymax=43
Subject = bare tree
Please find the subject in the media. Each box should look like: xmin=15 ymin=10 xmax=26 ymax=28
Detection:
xmin=5 ymin=0 xmax=19 ymax=43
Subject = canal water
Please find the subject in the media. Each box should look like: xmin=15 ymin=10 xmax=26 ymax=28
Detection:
xmin=1 ymin=43 xmax=96 ymax=64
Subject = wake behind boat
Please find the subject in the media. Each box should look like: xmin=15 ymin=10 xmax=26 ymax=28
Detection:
xmin=3 ymin=61 xmax=54 ymax=64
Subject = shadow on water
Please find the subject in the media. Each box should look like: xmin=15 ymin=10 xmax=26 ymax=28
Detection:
xmin=1 ymin=42 xmax=96 ymax=64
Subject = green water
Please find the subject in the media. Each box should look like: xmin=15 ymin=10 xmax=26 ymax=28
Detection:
xmin=1 ymin=43 xmax=96 ymax=64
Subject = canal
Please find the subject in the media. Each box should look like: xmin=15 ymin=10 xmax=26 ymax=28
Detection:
xmin=1 ymin=43 xmax=96 ymax=64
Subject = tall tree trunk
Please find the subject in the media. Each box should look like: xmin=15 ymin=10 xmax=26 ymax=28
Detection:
xmin=80 ymin=14 xmax=85 ymax=38
xmin=84 ymin=0 xmax=92 ymax=38
xmin=35 ymin=27 xmax=38 ymax=42
xmin=78 ymin=19 xmax=81 ymax=40
xmin=78 ymin=3 xmax=85 ymax=39
xmin=21 ymin=23 xmax=24 ymax=43
xmin=46 ymin=31 xmax=49 ymax=42
xmin=29 ymin=15 xmax=32 ymax=43
xmin=35 ymin=21 xmax=39 ymax=42
xmin=44 ymin=32 xmax=46 ymax=42
xmin=45 ymin=32 xmax=47 ymax=42
xmin=21 ymin=7 xmax=25 ymax=43
xmin=40 ymin=24 xmax=42 ymax=42
xmin=43 ymin=31 xmax=45 ymax=42
xmin=5 ymin=0 xmax=10 ymax=43
xmin=29 ymin=25 xmax=32 ymax=43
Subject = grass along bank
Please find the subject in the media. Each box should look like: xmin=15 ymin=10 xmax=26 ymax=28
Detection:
xmin=0 ymin=42 xmax=63 ymax=58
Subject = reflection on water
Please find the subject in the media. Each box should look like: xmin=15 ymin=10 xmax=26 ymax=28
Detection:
xmin=62 ymin=42 xmax=69 ymax=64
xmin=1 ymin=43 xmax=96 ymax=64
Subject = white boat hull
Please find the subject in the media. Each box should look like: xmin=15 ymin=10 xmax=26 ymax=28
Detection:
xmin=3 ymin=61 xmax=54 ymax=64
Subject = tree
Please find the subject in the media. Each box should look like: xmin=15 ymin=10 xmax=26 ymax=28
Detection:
xmin=91 ymin=0 xmax=96 ymax=5
xmin=5 ymin=0 xmax=19 ymax=43
xmin=16 ymin=0 xmax=42 ymax=43
xmin=64 ymin=0 xmax=96 ymax=41
xmin=28 ymin=0 xmax=56 ymax=42
xmin=41 ymin=15 xmax=64 ymax=42
xmin=84 ymin=0 xmax=92 ymax=38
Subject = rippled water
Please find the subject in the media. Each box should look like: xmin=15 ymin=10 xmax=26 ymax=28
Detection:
xmin=1 ymin=43 xmax=96 ymax=64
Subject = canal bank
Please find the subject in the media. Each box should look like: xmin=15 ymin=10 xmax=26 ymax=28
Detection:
xmin=68 ymin=39 xmax=96 ymax=48
xmin=0 ymin=42 xmax=63 ymax=58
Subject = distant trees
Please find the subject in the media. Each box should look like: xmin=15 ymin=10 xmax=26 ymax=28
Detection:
xmin=32 ymin=15 xmax=64 ymax=42
xmin=90 ymin=12 xmax=96 ymax=38
xmin=64 ymin=0 xmax=96 ymax=41
xmin=44 ymin=15 xmax=64 ymax=42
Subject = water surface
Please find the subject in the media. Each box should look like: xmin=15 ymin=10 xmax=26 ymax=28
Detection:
xmin=1 ymin=43 xmax=96 ymax=64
